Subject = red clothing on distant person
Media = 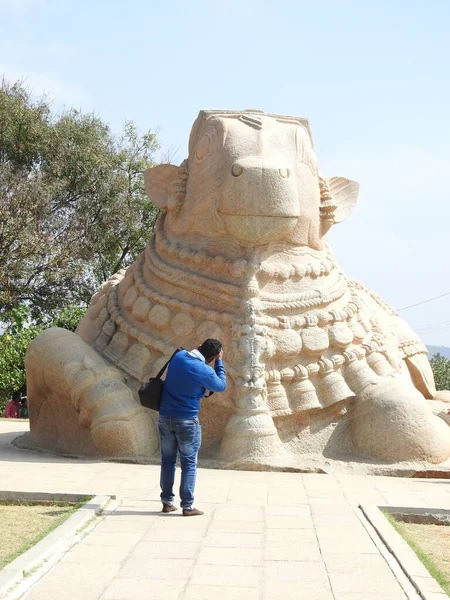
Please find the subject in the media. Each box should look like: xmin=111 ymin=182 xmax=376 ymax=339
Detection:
xmin=4 ymin=400 xmax=20 ymax=418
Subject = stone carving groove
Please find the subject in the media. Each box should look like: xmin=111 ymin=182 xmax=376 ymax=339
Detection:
xmin=24 ymin=108 xmax=450 ymax=471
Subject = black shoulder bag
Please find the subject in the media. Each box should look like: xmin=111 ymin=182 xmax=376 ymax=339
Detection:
xmin=138 ymin=348 xmax=183 ymax=411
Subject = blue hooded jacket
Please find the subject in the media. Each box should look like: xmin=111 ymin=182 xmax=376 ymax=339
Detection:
xmin=159 ymin=349 xmax=227 ymax=419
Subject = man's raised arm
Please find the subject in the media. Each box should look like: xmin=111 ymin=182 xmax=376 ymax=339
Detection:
xmin=201 ymin=358 xmax=227 ymax=393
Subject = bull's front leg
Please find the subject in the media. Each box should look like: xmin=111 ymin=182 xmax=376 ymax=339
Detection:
xmin=402 ymin=350 xmax=450 ymax=402
xmin=386 ymin=316 xmax=450 ymax=403
xmin=25 ymin=327 xmax=157 ymax=460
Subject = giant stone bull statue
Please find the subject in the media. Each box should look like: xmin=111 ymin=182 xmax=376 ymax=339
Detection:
xmin=24 ymin=109 xmax=450 ymax=470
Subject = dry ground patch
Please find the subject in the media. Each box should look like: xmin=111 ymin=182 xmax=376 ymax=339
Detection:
xmin=0 ymin=499 xmax=89 ymax=570
xmin=386 ymin=513 xmax=450 ymax=597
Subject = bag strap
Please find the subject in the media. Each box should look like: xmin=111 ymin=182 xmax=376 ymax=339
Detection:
xmin=155 ymin=347 xmax=183 ymax=380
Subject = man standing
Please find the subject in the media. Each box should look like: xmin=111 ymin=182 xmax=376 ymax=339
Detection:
xmin=158 ymin=339 xmax=226 ymax=516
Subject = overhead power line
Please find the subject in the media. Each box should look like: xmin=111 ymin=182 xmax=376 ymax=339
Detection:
xmin=397 ymin=290 xmax=450 ymax=311
xmin=412 ymin=321 xmax=450 ymax=333
xmin=413 ymin=319 xmax=450 ymax=332
xmin=414 ymin=323 xmax=450 ymax=335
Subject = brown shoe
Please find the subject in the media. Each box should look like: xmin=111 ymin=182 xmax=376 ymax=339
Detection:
xmin=162 ymin=503 xmax=177 ymax=513
xmin=182 ymin=508 xmax=204 ymax=517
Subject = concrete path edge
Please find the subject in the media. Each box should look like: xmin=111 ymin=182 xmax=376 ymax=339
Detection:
xmin=0 ymin=494 xmax=112 ymax=599
xmin=361 ymin=504 xmax=448 ymax=600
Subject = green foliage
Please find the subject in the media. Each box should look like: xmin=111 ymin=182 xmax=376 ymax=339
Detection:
xmin=0 ymin=305 xmax=87 ymax=410
xmin=42 ymin=305 xmax=87 ymax=332
xmin=0 ymin=308 xmax=42 ymax=409
xmin=429 ymin=353 xmax=450 ymax=391
xmin=0 ymin=77 xmax=160 ymax=319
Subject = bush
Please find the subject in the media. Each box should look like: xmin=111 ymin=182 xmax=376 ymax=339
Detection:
xmin=0 ymin=305 xmax=87 ymax=412
xmin=430 ymin=353 xmax=450 ymax=391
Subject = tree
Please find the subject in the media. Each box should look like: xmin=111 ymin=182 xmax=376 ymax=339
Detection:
xmin=0 ymin=78 xmax=160 ymax=319
xmin=430 ymin=353 xmax=450 ymax=391
xmin=89 ymin=120 xmax=162 ymax=284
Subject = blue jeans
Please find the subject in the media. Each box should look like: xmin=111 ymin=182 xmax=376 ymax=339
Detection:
xmin=158 ymin=416 xmax=202 ymax=510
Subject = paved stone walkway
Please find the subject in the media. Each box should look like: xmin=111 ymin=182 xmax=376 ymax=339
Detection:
xmin=2 ymin=420 xmax=450 ymax=600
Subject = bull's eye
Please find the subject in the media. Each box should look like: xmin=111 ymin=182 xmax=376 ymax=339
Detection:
xmin=232 ymin=164 xmax=243 ymax=177
xmin=279 ymin=168 xmax=290 ymax=178
xmin=195 ymin=135 xmax=210 ymax=161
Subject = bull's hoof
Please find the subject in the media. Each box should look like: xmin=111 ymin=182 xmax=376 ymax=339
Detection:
xmin=91 ymin=408 xmax=158 ymax=460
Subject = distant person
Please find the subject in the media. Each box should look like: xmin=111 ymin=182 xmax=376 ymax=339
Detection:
xmin=158 ymin=339 xmax=226 ymax=516
xmin=19 ymin=398 xmax=29 ymax=419
xmin=3 ymin=392 xmax=21 ymax=418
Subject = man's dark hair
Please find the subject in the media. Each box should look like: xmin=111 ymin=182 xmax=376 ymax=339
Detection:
xmin=199 ymin=339 xmax=222 ymax=362
xmin=12 ymin=391 xmax=21 ymax=401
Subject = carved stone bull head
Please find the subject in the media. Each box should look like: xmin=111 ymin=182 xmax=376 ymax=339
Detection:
xmin=144 ymin=109 xmax=359 ymax=250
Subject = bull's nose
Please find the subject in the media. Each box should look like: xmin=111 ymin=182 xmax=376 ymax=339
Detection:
xmin=231 ymin=160 xmax=291 ymax=180
xmin=220 ymin=155 xmax=299 ymax=219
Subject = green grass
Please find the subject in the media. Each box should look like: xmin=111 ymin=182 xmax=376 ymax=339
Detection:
xmin=384 ymin=511 xmax=450 ymax=597
xmin=0 ymin=497 xmax=92 ymax=570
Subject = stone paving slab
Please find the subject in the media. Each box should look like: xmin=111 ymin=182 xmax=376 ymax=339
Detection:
xmin=1 ymin=421 xmax=450 ymax=599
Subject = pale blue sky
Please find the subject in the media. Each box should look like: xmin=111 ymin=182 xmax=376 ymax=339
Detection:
xmin=1 ymin=0 xmax=450 ymax=345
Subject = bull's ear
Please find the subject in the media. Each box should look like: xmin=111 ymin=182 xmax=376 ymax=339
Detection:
xmin=144 ymin=164 xmax=180 ymax=210
xmin=327 ymin=176 xmax=359 ymax=223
